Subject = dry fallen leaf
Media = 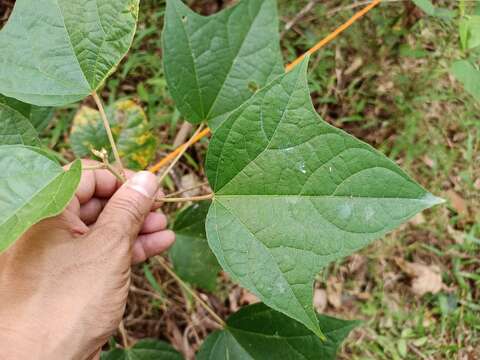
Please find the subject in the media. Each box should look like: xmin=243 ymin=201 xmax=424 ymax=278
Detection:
xmin=448 ymin=225 xmax=465 ymax=244
xmin=446 ymin=190 xmax=468 ymax=216
xmin=239 ymin=289 xmax=259 ymax=305
xmin=313 ymin=289 xmax=327 ymax=313
xmin=396 ymin=259 xmax=444 ymax=296
xmin=327 ymin=277 xmax=343 ymax=309
xmin=409 ymin=212 xmax=426 ymax=226
xmin=474 ymin=178 xmax=480 ymax=191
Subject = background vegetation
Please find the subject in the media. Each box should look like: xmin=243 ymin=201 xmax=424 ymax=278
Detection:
xmin=1 ymin=0 xmax=478 ymax=358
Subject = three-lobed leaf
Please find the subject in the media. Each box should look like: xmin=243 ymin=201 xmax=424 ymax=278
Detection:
xmin=197 ymin=303 xmax=359 ymax=360
xmin=205 ymin=58 xmax=443 ymax=337
xmin=101 ymin=339 xmax=183 ymax=360
xmin=162 ymin=0 xmax=284 ymax=128
xmin=170 ymin=201 xmax=221 ymax=292
xmin=0 ymin=146 xmax=82 ymax=252
xmin=70 ymin=99 xmax=157 ymax=170
xmin=0 ymin=0 xmax=139 ymax=106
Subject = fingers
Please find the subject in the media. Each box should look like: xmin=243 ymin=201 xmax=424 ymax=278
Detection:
xmin=141 ymin=212 xmax=168 ymax=234
xmin=131 ymin=230 xmax=176 ymax=265
xmin=79 ymin=198 xmax=107 ymax=225
xmin=94 ymin=171 xmax=159 ymax=240
xmin=73 ymin=160 xmax=134 ymax=205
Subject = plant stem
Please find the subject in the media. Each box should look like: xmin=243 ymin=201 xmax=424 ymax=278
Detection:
xmin=157 ymin=124 xmax=205 ymax=185
xmin=166 ymin=181 xmax=209 ymax=198
xmin=156 ymin=257 xmax=226 ymax=328
xmin=91 ymin=91 xmax=126 ymax=179
xmin=157 ymin=193 xmax=214 ymax=203
xmin=118 ymin=320 xmax=130 ymax=349
xmin=89 ymin=149 xmax=126 ymax=183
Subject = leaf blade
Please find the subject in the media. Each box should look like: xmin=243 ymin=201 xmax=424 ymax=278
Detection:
xmin=197 ymin=303 xmax=359 ymax=360
xmin=205 ymin=58 xmax=442 ymax=336
xmin=101 ymin=339 xmax=184 ymax=360
xmin=0 ymin=96 xmax=41 ymax=146
xmin=170 ymin=201 xmax=221 ymax=291
xmin=0 ymin=0 xmax=139 ymax=106
xmin=162 ymin=0 xmax=284 ymax=126
xmin=0 ymin=146 xmax=81 ymax=252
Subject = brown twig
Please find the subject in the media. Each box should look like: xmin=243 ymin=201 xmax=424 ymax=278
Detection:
xmin=155 ymin=257 xmax=226 ymax=328
xmin=281 ymin=0 xmax=320 ymax=38
xmin=118 ymin=320 xmax=130 ymax=349
xmin=166 ymin=182 xmax=210 ymax=198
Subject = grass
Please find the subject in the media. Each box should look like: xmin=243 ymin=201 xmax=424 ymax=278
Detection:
xmin=2 ymin=0 xmax=478 ymax=358
xmin=276 ymin=1 xmax=479 ymax=358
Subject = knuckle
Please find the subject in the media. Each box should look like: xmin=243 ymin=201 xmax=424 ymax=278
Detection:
xmin=110 ymin=196 xmax=145 ymax=225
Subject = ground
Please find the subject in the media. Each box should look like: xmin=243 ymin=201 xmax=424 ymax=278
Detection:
xmin=1 ymin=0 xmax=479 ymax=359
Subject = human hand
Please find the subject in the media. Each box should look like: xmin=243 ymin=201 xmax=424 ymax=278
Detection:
xmin=0 ymin=160 xmax=175 ymax=360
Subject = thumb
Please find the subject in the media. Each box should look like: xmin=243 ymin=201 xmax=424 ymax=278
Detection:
xmin=95 ymin=171 xmax=159 ymax=239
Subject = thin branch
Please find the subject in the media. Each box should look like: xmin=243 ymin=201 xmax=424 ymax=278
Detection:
xmin=155 ymin=257 xmax=225 ymax=328
xmin=166 ymin=182 xmax=209 ymax=198
xmin=281 ymin=0 xmax=320 ymax=38
xmin=91 ymin=91 xmax=126 ymax=179
xmin=156 ymin=193 xmax=214 ymax=204
xmin=157 ymin=123 xmax=205 ymax=185
xmin=118 ymin=320 xmax=130 ymax=349
xmin=91 ymin=148 xmax=126 ymax=183
xmin=327 ymin=0 xmax=401 ymax=16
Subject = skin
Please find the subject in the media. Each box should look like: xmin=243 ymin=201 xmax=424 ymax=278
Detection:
xmin=0 ymin=160 xmax=175 ymax=360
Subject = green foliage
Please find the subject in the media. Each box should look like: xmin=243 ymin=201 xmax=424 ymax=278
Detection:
xmin=412 ymin=0 xmax=455 ymax=19
xmin=204 ymin=58 xmax=442 ymax=337
xmin=0 ymin=0 xmax=453 ymax=355
xmin=162 ymin=0 xmax=283 ymax=128
xmin=29 ymin=106 xmax=55 ymax=133
xmin=459 ymin=15 xmax=480 ymax=50
xmin=0 ymin=96 xmax=41 ymax=146
xmin=197 ymin=303 xmax=359 ymax=360
xmin=170 ymin=201 xmax=220 ymax=291
xmin=70 ymin=99 xmax=157 ymax=170
xmin=0 ymin=146 xmax=81 ymax=252
xmin=0 ymin=0 xmax=139 ymax=106
xmin=101 ymin=339 xmax=183 ymax=360
xmin=451 ymin=60 xmax=480 ymax=101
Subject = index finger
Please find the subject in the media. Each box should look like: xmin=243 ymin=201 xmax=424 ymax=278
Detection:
xmin=66 ymin=160 xmax=134 ymax=205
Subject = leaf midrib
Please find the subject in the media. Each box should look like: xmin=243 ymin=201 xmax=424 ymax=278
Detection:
xmin=55 ymin=0 xmax=91 ymax=92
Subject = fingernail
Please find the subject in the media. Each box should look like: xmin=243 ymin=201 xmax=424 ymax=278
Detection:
xmin=127 ymin=171 xmax=158 ymax=198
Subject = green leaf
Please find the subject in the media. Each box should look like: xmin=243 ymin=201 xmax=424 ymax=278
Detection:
xmin=70 ymin=99 xmax=157 ymax=170
xmin=412 ymin=0 xmax=436 ymax=16
xmin=0 ymin=0 xmax=139 ymax=106
xmin=0 ymin=146 xmax=81 ymax=252
xmin=29 ymin=106 xmax=55 ymax=133
xmin=197 ymin=303 xmax=359 ymax=360
xmin=205 ymin=59 xmax=443 ymax=337
xmin=101 ymin=339 xmax=183 ymax=360
xmin=412 ymin=0 xmax=455 ymax=19
xmin=162 ymin=0 xmax=284 ymax=128
xmin=0 ymin=96 xmax=40 ymax=146
xmin=451 ymin=60 xmax=480 ymax=101
xmin=170 ymin=201 xmax=221 ymax=292
xmin=459 ymin=16 xmax=480 ymax=51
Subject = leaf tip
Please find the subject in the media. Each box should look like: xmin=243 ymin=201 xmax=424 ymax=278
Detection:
xmin=421 ymin=192 xmax=445 ymax=208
